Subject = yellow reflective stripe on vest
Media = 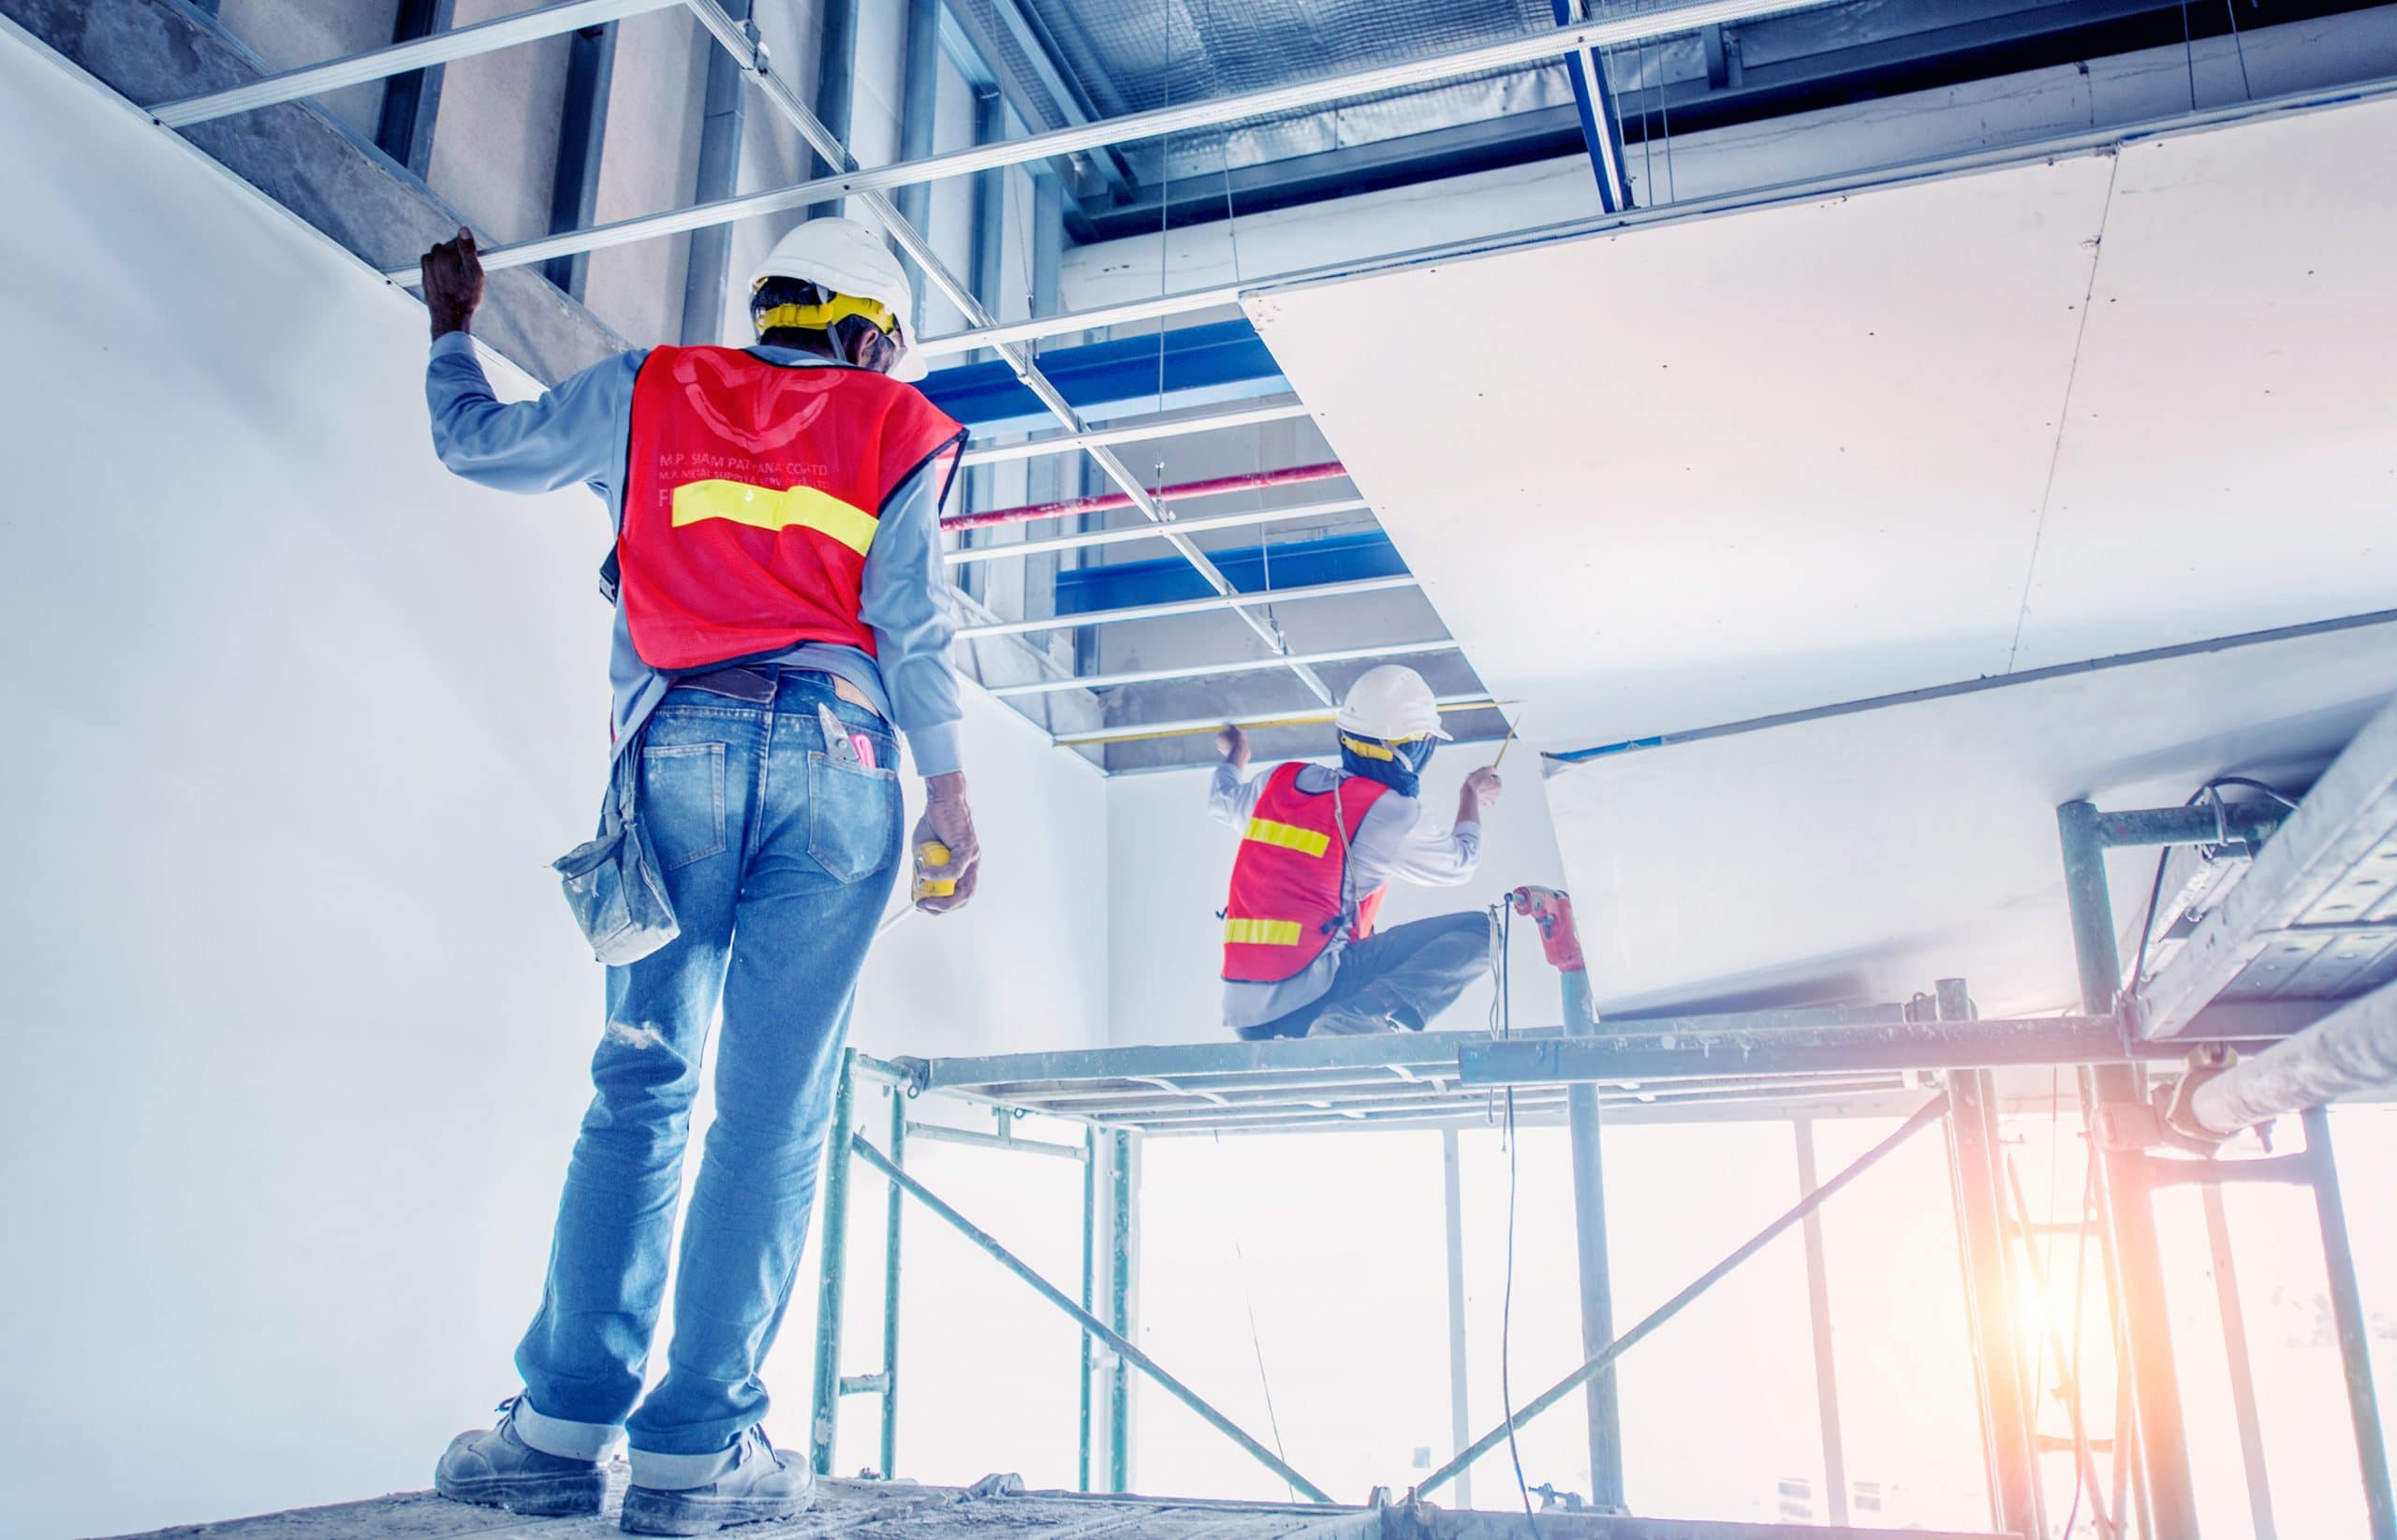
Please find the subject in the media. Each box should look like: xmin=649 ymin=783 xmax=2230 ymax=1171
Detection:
xmin=671 ymin=479 xmax=878 ymax=554
xmin=1224 ymin=917 xmax=1305 ymax=946
xmin=1242 ymin=816 xmax=1331 ymax=859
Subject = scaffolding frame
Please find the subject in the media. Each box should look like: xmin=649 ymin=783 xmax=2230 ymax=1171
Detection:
xmin=799 ymin=774 xmax=2396 ymax=1535
xmin=803 ymin=1009 xmax=2335 ymax=1531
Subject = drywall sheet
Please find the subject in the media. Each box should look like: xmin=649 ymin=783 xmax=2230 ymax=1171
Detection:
xmin=0 ymin=22 xmax=1108 ymax=1540
xmin=1246 ymin=95 xmax=2397 ymax=750
xmin=2010 ymin=93 xmax=2397 ymax=668
xmin=1541 ymin=622 xmax=2397 ymax=1019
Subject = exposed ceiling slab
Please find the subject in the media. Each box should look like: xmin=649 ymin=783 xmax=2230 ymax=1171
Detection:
xmin=1540 ymin=617 xmax=2397 ymax=1020
xmin=1245 ymin=94 xmax=2397 ymax=751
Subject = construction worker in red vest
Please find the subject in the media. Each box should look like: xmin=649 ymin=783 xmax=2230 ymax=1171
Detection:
xmin=1212 ymin=665 xmax=1502 ymax=1039
xmin=415 ymin=218 xmax=975 ymax=1533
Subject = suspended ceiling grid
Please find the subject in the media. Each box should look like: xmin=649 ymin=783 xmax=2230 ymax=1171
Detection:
xmin=1243 ymin=92 xmax=2397 ymax=754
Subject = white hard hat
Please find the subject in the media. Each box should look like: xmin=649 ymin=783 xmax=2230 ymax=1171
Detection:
xmin=747 ymin=216 xmax=925 ymax=383
xmin=1336 ymin=664 xmax=1451 ymax=743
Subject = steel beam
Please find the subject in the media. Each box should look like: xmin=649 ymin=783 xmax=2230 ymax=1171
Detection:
xmin=808 ymin=1049 xmax=860 ymax=1476
xmin=372 ymin=0 xmax=456 ymax=179
xmin=2057 ymin=800 xmax=2201 ymax=1537
xmin=968 ymin=86 xmax=1007 ymax=338
xmin=956 ymin=576 xmax=1419 ymax=641
xmin=1419 ymin=1093 xmax=1949 ymax=1498
xmin=805 ymin=0 xmax=859 ymax=222
xmin=150 ymin=0 xmax=680 ymax=126
xmin=945 ymin=498 xmax=1371 ymax=567
xmin=678 ymin=0 xmax=749 ymax=344
xmin=403 ymin=2 xmax=1838 ymax=272
xmin=893 ymin=0 xmax=939 ymax=248
xmin=542 ymin=21 xmax=618 ymax=299
xmin=984 ymin=639 xmax=1458 ymax=699
xmin=935 ymin=0 xmax=1133 ymax=209
xmin=2301 ymin=1105 xmax=2397 ymax=1540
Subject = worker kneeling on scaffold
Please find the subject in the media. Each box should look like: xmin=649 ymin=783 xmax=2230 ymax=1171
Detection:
xmin=413 ymin=216 xmax=978 ymax=1534
xmin=1211 ymin=664 xmax=1501 ymax=1039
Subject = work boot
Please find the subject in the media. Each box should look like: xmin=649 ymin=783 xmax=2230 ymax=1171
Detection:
xmin=434 ymin=1397 xmax=610 ymax=1518
xmin=1307 ymin=988 xmax=1416 ymax=1036
xmin=621 ymin=1426 xmax=816 ymax=1535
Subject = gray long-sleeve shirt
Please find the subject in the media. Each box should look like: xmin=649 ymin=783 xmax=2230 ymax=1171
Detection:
xmin=425 ymin=333 xmax=964 ymax=774
xmin=1208 ymin=761 xmax=1482 ymax=1030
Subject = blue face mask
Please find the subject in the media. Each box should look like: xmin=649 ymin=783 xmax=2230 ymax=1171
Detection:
xmin=1341 ymin=733 xmax=1436 ymax=797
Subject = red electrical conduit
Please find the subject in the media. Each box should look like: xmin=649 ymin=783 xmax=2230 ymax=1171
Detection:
xmin=939 ymin=461 xmax=1349 ymax=532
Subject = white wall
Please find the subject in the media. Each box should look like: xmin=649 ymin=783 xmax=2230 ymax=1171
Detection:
xmin=0 ymin=27 xmax=1103 ymax=1540
xmin=1105 ymin=750 xmax=1569 ymax=1047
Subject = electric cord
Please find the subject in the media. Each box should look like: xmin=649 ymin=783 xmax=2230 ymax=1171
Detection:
xmin=1490 ymin=903 xmax=1537 ymax=1533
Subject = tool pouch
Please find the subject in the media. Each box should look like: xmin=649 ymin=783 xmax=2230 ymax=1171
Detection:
xmin=551 ymin=732 xmax=681 ymax=966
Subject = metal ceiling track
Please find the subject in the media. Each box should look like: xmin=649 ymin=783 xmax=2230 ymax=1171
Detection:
xmin=355 ymin=0 xmax=1842 ymax=280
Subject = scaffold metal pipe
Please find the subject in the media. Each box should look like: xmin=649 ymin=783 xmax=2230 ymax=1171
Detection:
xmin=850 ymin=1133 xmax=1332 ymax=1503
xmin=1417 ymin=1092 xmax=1948 ymax=1498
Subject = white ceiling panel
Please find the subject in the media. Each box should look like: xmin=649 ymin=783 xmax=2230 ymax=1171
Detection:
xmin=2012 ymin=95 xmax=2397 ymax=669
xmin=1543 ymin=621 xmax=2397 ymax=1020
xmin=1246 ymin=96 xmax=2397 ymax=754
xmin=1247 ymin=154 xmax=2115 ymax=749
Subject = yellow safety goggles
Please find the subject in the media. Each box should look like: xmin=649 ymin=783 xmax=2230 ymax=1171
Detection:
xmin=752 ymin=291 xmax=901 ymax=340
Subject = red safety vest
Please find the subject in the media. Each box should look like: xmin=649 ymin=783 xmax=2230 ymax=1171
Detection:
xmin=1221 ymin=763 xmax=1392 ymax=983
xmin=617 ymin=345 xmax=965 ymax=670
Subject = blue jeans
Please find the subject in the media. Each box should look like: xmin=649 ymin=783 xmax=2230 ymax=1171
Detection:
xmin=513 ymin=671 xmax=901 ymax=1482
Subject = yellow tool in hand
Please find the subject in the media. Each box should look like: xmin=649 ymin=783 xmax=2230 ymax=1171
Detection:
xmin=914 ymin=841 xmax=957 ymax=901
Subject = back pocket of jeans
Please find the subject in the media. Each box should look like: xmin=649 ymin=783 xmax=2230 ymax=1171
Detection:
xmin=640 ymin=741 xmax=727 ymax=871
xmin=807 ymin=753 xmax=899 ymax=882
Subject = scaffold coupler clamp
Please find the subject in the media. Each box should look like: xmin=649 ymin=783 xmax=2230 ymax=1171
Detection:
xmin=1508 ymin=885 xmax=1586 ymax=974
xmin=1387 ymin=1489 xmax=1437 ymax=1537
xmin=2153 ymin=1044 xmax=2242 ymax=1154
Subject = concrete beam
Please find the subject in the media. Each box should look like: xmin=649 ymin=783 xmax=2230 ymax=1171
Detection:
xmin=4 ymin=0 xmax=628 ymax=387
